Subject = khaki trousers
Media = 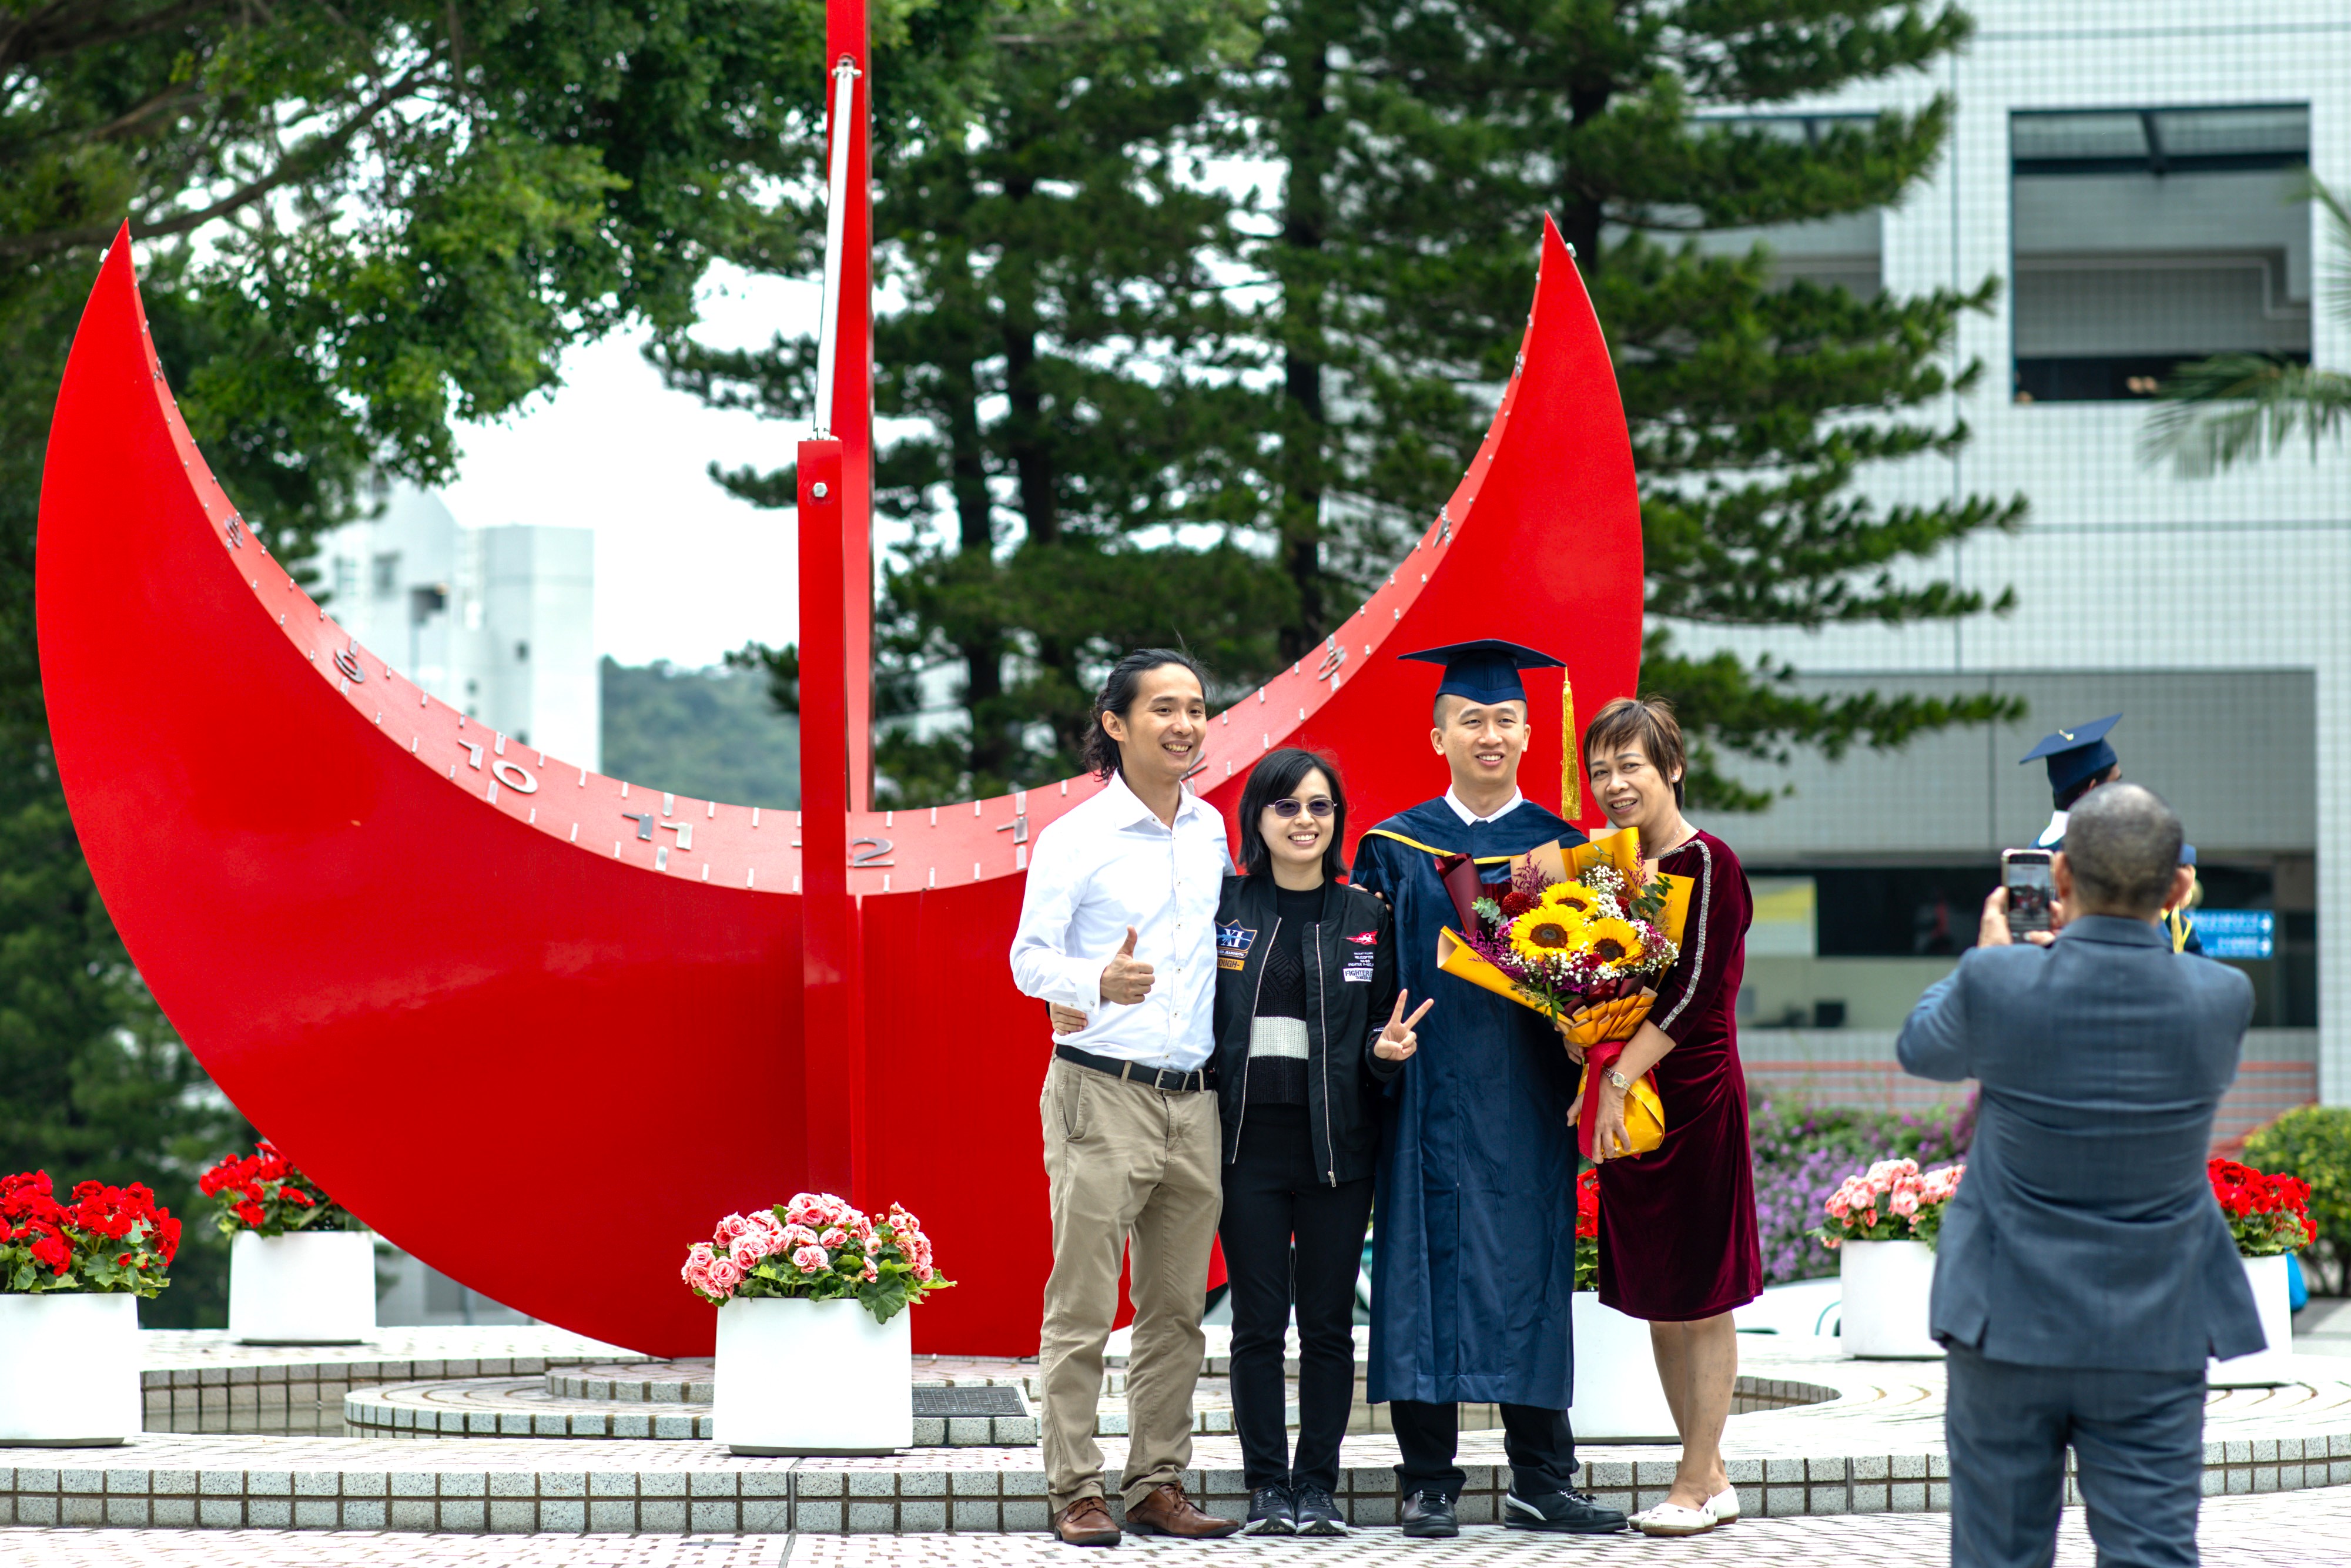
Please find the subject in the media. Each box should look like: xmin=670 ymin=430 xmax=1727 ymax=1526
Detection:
xmin=1037 ymin=1056 xmax=1223 ymax=1514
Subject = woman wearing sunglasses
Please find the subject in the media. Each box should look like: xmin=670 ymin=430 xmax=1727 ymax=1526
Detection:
xmin=1217 ymin=747 xmax=1429 ymax=1535
xmin=1043 ymin=747 xmax=1427 ymax=1534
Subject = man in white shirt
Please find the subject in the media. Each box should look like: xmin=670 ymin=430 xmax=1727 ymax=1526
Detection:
xmin=1010 ymin=648 xmax=1239 ymax=1546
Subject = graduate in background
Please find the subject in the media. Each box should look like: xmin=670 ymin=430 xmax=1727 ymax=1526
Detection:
xmin=2021 ymin=713 xmax=2202 ymax=953
xmin=2020 ymin=712 xmax=2123 ymax=851
xmin=1348 ymin=641 xmax=1627 ymax=1541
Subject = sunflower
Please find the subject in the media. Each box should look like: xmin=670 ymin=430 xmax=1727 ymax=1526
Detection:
xmin=1509 ymin=903 xmax=1587 ymax=964
xmin=1540 ymin=881 xmax=1603 ymax=919
xmin=1573 ymin=916 xmax=1646 ymax=969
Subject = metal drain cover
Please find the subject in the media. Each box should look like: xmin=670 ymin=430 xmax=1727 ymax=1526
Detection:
xmin=912 ymin=1386 xmax=1028 ymax=1418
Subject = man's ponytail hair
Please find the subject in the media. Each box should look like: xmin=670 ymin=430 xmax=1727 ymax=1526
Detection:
xmin=1084 ymin=648 xmax=1208 ymax=781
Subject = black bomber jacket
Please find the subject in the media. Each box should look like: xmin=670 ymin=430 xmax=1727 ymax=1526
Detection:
xmin=1211 ymin=872 xmax=1404 ymax=1185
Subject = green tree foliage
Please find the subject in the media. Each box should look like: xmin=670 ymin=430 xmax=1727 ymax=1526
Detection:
xmin=2245 ymin=1106 xmax=2351 ymax=1296
xmin=689 ymin=1 xmax=2027 ymax=812
xmin=2142 ymin=177 xmax=2351 ymax=478
xmin=601 ymin=659 xmax=803 ymax=809
xmin=0 ymin=0 xmax=961 ymax=1317
xmin=661 ymin=0 xmax=1293 ymax=803
xmin=1227 ymin=0 xmax=2028 ymax=808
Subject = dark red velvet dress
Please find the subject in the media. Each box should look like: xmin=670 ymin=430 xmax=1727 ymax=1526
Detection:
xmin=1595 ymin=829 xmax=1764 ymax=1322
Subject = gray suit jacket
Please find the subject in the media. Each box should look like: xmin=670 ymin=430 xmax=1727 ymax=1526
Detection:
xmin=1897 ymin=914 xmax=2263 ymax=1371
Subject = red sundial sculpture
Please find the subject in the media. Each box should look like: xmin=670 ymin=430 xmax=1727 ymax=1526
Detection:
xmin=34 ymin=0 xmax=1645 ymax=1357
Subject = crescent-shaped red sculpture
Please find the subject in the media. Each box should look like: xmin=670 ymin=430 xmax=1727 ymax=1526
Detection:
xmin=35 ymin=214 xmax=1642 ymax=1357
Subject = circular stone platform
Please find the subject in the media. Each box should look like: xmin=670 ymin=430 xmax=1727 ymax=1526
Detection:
xmin=3 ymin=1329 xmax=2340 ymax=1536
xmin=344 ymin=1358 xmax=1270 ymax=1444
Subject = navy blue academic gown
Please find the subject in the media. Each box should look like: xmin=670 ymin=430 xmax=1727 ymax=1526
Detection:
xmin=1350 ymin=796 xmax=1586 ymax=1408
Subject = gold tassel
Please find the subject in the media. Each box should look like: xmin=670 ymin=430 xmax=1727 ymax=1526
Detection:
xmin=1561 ymin=672 xmax=1580 ymax=822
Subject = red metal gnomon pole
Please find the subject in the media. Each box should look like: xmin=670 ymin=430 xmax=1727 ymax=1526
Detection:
xmin=797 ymin=0 xmax=874 ymax=1204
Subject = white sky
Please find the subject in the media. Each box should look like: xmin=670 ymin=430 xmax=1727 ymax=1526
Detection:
xmin=440 ymin=265 xmax=820 ymax=670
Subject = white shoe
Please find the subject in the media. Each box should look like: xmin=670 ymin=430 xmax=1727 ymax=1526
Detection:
xmin=1706 ymin=1487 xmax=1739 ymax=1523
xmin=1634 ymin=1502 xmax=1719 ymax=1537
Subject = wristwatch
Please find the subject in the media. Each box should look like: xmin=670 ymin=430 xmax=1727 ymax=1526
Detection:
xmin=1603 ymin=1066 xmax=1634 ymax=1093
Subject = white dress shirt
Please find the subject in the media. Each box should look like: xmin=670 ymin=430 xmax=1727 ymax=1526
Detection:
xmin=1444 ymin=786 xmax=1526 ymax=826
xmin=1010 ymin=770 xmax=1230 ymax=1071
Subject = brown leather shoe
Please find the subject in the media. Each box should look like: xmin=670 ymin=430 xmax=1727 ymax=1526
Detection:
xmin=1124 ymin=1481 xmax=1240 ymax=1538
xmin=1053 ymin=1496 xmax=1121 ymax=1547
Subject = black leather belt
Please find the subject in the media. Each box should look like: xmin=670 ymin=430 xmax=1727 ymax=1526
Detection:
xmin=1054 ymin=1043 xmax=1213 ymax=1093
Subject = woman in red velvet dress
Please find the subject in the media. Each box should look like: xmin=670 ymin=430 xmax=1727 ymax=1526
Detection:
xmin=1575 ymin=696 xmax=1761 ymax=1539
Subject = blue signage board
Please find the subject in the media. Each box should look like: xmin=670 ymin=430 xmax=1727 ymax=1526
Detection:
xmin=2194 ymin=909 xmax=2274 ymax=961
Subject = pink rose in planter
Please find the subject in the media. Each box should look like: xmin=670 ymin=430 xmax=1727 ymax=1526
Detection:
xmin=792 ymin=1245 xmax=829 ymax=1274
xmin=782 ymin=1224 xmax=820 ymax=1249
xmin=716 ymin=1212 xmax=751 ymax=1244
xmin=1890 ymin=1190 xmax=1920 ymax=1220
xmin=708 ymin=1257 xmax=744 ymax=1292
xmin=729 ymin=1237 xmax=767 ymax=1271
xmin=819 ymin=1227 xmax=848 ymax=1249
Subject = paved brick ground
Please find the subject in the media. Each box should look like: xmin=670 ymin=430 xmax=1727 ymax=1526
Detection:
xmin=4 ymin=1483 xmax=2348 ymax=1566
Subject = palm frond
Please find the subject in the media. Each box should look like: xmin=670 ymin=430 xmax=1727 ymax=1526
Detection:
xmin=2139 ymin=353 xmax=2351 ymax=477
xmin=2303 ymin=173 xmax=2351 ymax=330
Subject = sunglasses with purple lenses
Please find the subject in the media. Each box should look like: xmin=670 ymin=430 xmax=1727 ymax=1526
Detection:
xmin=1269 ymin=798 xmax=1335 ymax=819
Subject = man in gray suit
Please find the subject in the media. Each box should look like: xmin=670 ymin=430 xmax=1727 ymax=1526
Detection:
xmin=1898 ymin=783 xmax=2263 ymax=1568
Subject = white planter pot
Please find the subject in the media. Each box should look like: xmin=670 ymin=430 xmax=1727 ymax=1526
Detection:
xmin=2209 ymin=1254 xmax=2296 ymax=1388
xmin=1839 ymin=1239 xmax=1944 ymax=1359
xmin=714 ymin=1296 xmax=913 ymax=1455
xmin=1566 ymin=1292 xmax=1678 ymax=1442
xmin=228 ymin=1230 xmax=376 ymax=1345
xmin=0 ymin=1293 xmax=142 ymax=1446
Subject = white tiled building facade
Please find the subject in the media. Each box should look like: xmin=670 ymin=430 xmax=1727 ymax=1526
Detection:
xmin=317 ymin=485 xmax=600 ymax=770
xmin=1678 ymin=4 xmax=2351 ymax=1109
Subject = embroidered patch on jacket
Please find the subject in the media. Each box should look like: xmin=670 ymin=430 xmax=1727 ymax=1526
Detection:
xmin=1341 ymin=951 xmax=1376 ymax=983
xmin=1345 ymin=929 xmax=1379 ymax=946
xmin=1217 ymin=922 xmax=1258 ymax=971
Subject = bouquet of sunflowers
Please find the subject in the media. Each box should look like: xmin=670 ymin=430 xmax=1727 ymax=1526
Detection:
xmin=1434 ymin=828 xmax=1693 ymax=1157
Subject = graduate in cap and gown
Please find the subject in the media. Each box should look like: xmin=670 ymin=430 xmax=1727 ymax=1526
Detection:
xmin=1347 ymin=641 xmax=1627 ymax=1540
xmin=2020 ymin=712 xmax=2123 ymax=851
xmin=2020 ymin=713 xmax=2203 ymax=953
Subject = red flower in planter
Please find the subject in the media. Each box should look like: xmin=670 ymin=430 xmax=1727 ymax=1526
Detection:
xmin=2209 ymin=1157 xmax=2315 ymax=1257
xmin=197 ymin=1142 xmax=353 ymax=1238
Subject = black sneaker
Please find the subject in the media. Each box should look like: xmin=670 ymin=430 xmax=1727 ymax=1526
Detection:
xmin=1241 ymin=1483 xmax=1295 ymax=1536
xmin=1292 ymin=1484 xmax=1347 ymax=1536
xmin=1503 ymin=1489 xmax=1629 ymax=1534
xmin=1399 ymin=1487 xmax=1459 ymax=1539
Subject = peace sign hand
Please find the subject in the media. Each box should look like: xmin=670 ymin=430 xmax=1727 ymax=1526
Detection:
xmin=1374 ymin=990 xmax=1435 ymax=1061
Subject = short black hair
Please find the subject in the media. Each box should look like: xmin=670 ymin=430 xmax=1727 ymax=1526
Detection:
xmin=1083 ymin=648 xmax=1207 ymax=781
xmin=2055 ymin=762 xmax=2121 ymax=812
xmin=2064 ymin=782 xmax=2182 ymax=916
xmin=1237 ymin=748 xmax=1348 ymax=882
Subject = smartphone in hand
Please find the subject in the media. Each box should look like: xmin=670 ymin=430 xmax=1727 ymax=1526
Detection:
xmin=2001 ymin=847 xmax=2055 ymax=938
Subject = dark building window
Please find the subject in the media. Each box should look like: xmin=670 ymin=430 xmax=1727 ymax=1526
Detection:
xmin=2011 ymin=105 xmax=2312 ymax=404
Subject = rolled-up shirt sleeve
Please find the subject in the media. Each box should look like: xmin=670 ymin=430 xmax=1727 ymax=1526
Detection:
xmin=1009 ymin=825 xmax=1111 ymax=1009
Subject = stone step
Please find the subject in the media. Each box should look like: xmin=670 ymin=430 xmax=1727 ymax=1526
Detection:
xmin=343 ymin=1373 xmax=1285 ymax=1445
xmin=16 ymin=1336 xmax=2342 ymax=1533
xmin=344 ymin=1380 xmax=1041 ymax=1448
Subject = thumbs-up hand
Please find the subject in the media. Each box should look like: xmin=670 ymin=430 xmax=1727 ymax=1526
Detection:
xmin=1100 ymin=926 xmax=1156 ymax=1006
xmin=1374 ymin=990 xmax=1434 ymax=1061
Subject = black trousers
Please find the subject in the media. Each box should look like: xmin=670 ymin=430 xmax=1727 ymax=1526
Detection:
xmin=1218 ymin=1105 xmax=1375 ymax=1492
xmin=1945 ymin=1343 xmax=2206 ymax=1568
xmin=1389 ymin=1399 xmax=1578 ymax=1500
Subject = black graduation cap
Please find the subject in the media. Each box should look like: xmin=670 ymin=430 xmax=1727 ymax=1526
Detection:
xmin=1399 ymin=639 xmax=1567 ymax=706
xmin=2018 ymin=712 xmax=2121 ymax=796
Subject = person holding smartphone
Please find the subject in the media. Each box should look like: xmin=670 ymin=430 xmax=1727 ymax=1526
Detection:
xmin=1049 ymin=747 xmax=1427 ymax=1538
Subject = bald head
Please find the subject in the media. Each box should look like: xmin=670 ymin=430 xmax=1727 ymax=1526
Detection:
xmin=2062 ymin=782 xmax=2183 ymax=918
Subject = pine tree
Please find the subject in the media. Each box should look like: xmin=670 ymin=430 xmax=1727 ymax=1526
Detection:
xmin=663 ymin=0 xmax=1292 ymax=804
xmin=1227 ymin=0 xmax=2027 ymax=806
